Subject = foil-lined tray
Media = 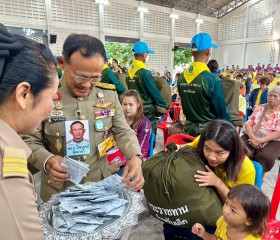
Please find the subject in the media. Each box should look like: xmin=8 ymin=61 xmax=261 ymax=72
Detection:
xmin=39 ymin=187 xmax=145 ymax=240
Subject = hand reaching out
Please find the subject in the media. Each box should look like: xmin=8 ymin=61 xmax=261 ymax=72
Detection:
xmin=192 ymin=223 xmax=206 ymax=238
xmin=194 ymin=165 xmax=221 ymax=187
xmin=192 ymin=223 xmax=216 ymax=240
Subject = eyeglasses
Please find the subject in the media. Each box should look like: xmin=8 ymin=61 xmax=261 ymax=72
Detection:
xmin=268 ymin=93 xmax=280 ymax=98
xmin=65 ymin=65 xmax=102 ymax=83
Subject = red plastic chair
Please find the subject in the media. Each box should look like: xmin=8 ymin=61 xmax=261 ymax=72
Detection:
xmin=157 ymin=105 xmax=182 ymax=144
xmin=157 ymin=120 xmax=172 ymax=145
xmin=173 ymin=105 xmax=182 ymax=121
xmin=165 ymin=134 xmax=195 ymax=147
xmin=262 ymin=166 xmax=280 ymax=239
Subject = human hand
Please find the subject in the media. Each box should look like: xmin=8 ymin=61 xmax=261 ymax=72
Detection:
xmin=45 ymin=155 xmax=69 ymax=184
xmin=122 ymin=156 xmax=144 ymax=190
xmin=164 ymin=143 xmax=185 ymax=152
xmin=109 ymin=161 xmax=122 ymax=173
xmin=194 ymin=165 xmax=220 ymax=187
xmin=248 ymin=137 xmax=263 ymax=149
xmin=192 ymin=223 xmax=206 ymax=238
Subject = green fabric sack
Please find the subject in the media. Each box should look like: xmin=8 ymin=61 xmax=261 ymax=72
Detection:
xmin=142 ymin=144 xmax=223 ymax=228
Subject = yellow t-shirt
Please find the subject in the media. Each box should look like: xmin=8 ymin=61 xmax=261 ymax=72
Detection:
xmin=187 ymin=136 xmax=256 ymax=188
xmin=255 ymin=89 xmax=263 ymax=105
xmin=239 ymin=95 xmax=246 ymax=116
xmin=215 ymin=216 xmax=261 ymax=240
xmin=268 ymin=77 xmax=278 ymax=88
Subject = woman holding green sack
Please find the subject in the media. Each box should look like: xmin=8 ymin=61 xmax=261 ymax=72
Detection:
xmin=164 ymin=119 xmax=255 ymax=240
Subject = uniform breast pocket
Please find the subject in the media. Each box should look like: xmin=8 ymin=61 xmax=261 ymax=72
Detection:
xmin=44 ymin=122 xmax=66 ymax=156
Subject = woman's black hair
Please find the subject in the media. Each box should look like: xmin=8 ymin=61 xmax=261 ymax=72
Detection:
xmin=227 ymin=184 xmax=270 ymax=236
xmin=196 ymin=119 xmax=243 ymax=181
xmin=62 ymin=33 xmax=106 ymax=64
xmin=0 ymin=34 xmax=57 ymax=103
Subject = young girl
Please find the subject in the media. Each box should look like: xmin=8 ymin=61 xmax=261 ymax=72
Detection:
xmin=192 ymin=184 xmax=270 ymax=240
xmin=109 ymin=90 xmax=152 ymax=173
xmin=164 ymin=120 xmax=256 ymax=239
xmin=191 ymin=119 xmax=256 ymax=201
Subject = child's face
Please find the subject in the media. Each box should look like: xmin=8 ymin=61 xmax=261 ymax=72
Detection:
xmin=223 ymin=197 xmax=251 ymax=228
xmin=203 ymin=140 xmax=230 ymax=168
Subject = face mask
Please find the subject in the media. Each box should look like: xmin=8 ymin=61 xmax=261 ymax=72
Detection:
xmin=145 ymin=55 xmax=150 ymax=63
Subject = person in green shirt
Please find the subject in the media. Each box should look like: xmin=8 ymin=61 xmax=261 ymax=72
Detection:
xmin=126 ymin=41 xmax=169 ymax=133
xmin=101 ymin=52 xmax=126 ymax=94
xmin=177 ymin=33 xmax=232 ymax=137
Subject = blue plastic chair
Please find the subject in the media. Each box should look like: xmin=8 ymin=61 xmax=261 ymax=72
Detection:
xmin=148 ymin=132 xmax=156 ymax=157
xmin=252 ymin=160 xmax=263 ymax=189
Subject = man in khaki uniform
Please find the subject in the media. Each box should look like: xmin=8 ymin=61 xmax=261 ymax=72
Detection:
xmin=24 ymin=34 xmax=144 ymax=202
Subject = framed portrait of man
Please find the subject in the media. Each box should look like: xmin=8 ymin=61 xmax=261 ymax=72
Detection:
xmin=65 ymin=120 xmax=91 ymax=156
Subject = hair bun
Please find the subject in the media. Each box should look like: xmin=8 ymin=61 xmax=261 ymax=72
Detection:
xmin=0 ymin=27 xmax=23 ymax=79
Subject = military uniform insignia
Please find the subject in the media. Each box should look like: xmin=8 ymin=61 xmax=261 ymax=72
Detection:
xmin=55 ymin=101 xmax=63 ymax=110
xmin=95 ymin=120 xmax=105 ymax=131
xmin=95 ymin=109 xmax=115 ymax=119
xmin=94 ymin=99 xmax=113 ymax=109
xmin=96 ymin=82 xmax=116 ymax=91
xmin=3 ymin=147 xmax=28 ymax=178
xmin=51 ymin=92 xmax=64 ymax=117
xmin=51 ymin=110 xmax=63 ymax=117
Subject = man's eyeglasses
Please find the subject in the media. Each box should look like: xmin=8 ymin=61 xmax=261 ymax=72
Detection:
xmin=66 ymin=65 xmax=102 ymax=83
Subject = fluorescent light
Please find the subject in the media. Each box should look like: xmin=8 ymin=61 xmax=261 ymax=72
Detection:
xmin=95 ymin=0 xmax=109 ymax=5
xmin=170 ymin=13 xmax=179 ymax=19
xmin=195 ymin=18 xmax=203 ymax=24
xmin=137 ymin=6 xmax=148 ymax=13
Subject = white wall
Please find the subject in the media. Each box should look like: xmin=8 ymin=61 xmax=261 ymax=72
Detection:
xmin=217 ymin=0 xmax=280 ymax=69
xmin=217 ymin=44 xmax=243 ymax=69
xmin=245 ymin=42 xmax=274 ymax=67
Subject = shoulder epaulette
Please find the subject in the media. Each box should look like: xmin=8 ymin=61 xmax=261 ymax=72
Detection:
xmin=3 ymin=147 xmax=28 ymax=178
xmin=96 ymin=82 xmax=116 ymax=91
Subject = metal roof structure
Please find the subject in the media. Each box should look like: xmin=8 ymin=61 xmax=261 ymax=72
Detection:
xmin=139 ymin=0 xmax=251 ymax=18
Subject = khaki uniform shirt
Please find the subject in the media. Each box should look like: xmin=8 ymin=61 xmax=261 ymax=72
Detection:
xmin=24 ymin=79 xmax=141 ymax=202
xmin=0 ymin=119 xmax=44 ymax=240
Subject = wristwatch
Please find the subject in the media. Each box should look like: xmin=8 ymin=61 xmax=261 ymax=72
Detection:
xmin=136 ymin=154 xmax=144 ymax=164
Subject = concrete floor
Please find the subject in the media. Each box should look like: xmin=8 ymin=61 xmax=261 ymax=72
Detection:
xmin=34 ymin=129 xmax=280 ymax=239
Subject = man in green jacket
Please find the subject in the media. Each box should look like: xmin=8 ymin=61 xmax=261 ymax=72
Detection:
xmin=101 ymin=52 xmax=126 ymax=94
xmin=177 ymin=33 xmax=232 ymax=137
xmin=126 ymin=41 xmax=169 ymax=132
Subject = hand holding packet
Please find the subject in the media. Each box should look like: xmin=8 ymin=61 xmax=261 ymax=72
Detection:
xmin=61 ymin=156 xmax=90 ymax=185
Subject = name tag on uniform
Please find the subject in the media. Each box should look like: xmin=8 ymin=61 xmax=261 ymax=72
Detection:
xmin=49 ymin=117 xmax=67 ymax=123
xmin=98 ymin=136 xmax=114 ymax=157
xmin=95 ymin=109 xmax=115 ymax=120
